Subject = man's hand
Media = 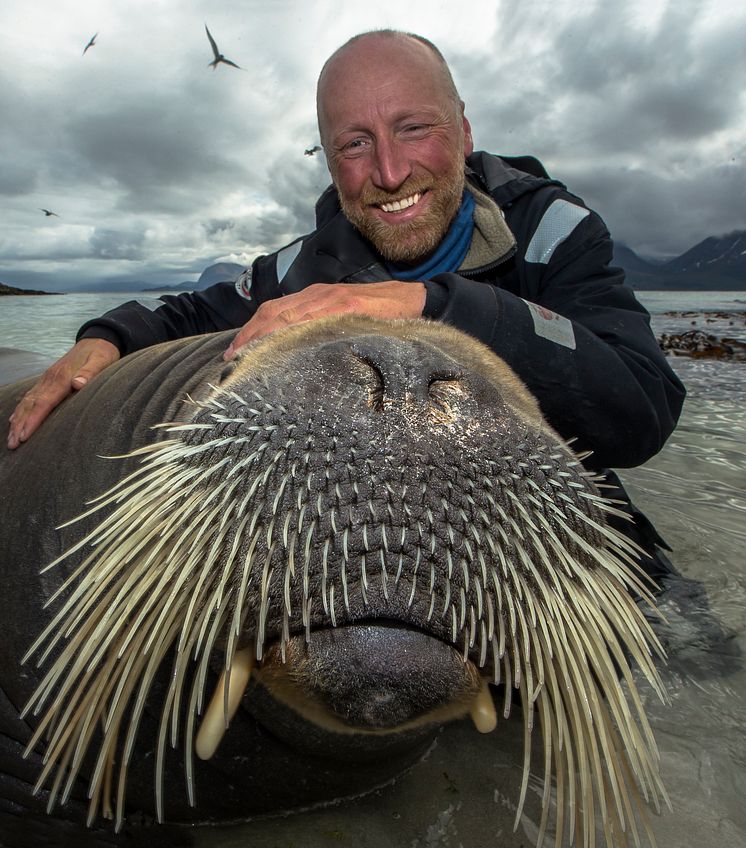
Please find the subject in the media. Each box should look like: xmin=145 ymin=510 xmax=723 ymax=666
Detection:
xmin=223 ymin=281 xmax=426 ymax=359
xmin=7 ymin=338 xmax=120 ymax=449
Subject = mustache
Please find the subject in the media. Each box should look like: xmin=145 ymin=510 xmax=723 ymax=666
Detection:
xmin=359 ymin=180 xmax=432 ymax=207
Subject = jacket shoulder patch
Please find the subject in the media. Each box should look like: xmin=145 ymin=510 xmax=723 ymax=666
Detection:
xmin=522 ymin=299 xmax=577 ymax=349
xmin=234 ymin=268 xmax=253 ymax=301
xmin=276 ymin=240 xmax=303 ymax=286
xmin=525 ymin=199 xmax=590 ymax=264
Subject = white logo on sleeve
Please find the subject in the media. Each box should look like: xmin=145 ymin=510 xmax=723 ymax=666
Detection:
xmin=522 ymin=300 xmax=576 ymax=349
xmin=234 ymin=268 xmax=253 ymax=301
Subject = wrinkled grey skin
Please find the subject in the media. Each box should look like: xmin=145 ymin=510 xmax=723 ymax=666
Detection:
xmin=0 ymin=319 xmax=623 ymax=847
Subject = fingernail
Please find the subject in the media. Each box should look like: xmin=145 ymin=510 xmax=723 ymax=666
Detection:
xmin=73 ymin=376 xmax=88 ymax=388
xmin=223 ymin=346 xmax=234 ymax=361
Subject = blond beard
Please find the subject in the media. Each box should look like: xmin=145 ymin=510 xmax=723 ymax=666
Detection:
xmin=338 ymin=165 xmax=466 ymax=264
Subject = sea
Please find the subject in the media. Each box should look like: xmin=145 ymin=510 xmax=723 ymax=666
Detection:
xmin=1 ymin=289 xmax=745 ymax=847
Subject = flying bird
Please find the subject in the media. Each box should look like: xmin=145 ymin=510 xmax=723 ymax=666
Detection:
xmin=82 ymin=33 xmax=97 ymax=55
xmin=205 ymin=25 xmax=241 ymax=70
xmin=304 ymin=145 xmax=322 ymax=156
xmin=40 ymin=209 xmax=59 ymax=217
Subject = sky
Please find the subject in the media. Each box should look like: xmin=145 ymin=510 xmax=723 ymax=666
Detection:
xmin=1 ymin=0 xmax=745 ymax=292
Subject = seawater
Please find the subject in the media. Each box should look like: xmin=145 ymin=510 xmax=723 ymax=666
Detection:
xmin=1 ymin=290 xmax=744 ymax=847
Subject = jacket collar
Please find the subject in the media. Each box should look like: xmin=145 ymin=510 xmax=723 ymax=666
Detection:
xmin=277 ymin=152 xmax=558 ymax=290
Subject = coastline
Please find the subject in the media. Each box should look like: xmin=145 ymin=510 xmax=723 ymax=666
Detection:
xmin=0 ymin=283 xmax=62 ymax=296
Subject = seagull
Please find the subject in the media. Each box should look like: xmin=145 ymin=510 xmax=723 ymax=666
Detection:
xmin=40 ymin=209 xmax=59 ymax=217
xmin=83 ymin=33 xmax=97 ymax=55
xmin=205 ymin=25 xmax=241 ymax=70
xmin=304 ymin=145 xmax=322 ymax=156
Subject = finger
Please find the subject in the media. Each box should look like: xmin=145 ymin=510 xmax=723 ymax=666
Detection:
xmin=223 ymin=309 xmax=292 ymax=359
xmin=71 ymin=354 xmax=115 ymax=388
xmin=7 ymin=383 xmax=72 ymax=449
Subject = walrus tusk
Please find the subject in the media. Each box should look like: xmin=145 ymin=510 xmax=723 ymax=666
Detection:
xmin=470 ymin=678 xmax=497 ymax=733
xmin=195 ymin=647 xmax=255 ymax=760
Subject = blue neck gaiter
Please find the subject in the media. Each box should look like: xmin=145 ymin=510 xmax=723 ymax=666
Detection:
xmin=385 ymin=191 xmax=475 ymax=281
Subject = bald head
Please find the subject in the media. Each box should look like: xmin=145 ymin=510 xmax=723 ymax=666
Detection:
xmin=317 ymin=31 xmax=462 ymax=144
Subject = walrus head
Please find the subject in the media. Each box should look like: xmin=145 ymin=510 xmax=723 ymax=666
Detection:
xmin=22 ymin=316 xmax=668 ymax=846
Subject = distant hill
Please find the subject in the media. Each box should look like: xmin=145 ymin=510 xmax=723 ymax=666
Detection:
xmin=142 ymin=262 xmax=245 ymax=293
xmin=615 ymin=231 xmax=746 ymax=290
xmin=195 ymin=262 xmax=245 ymax=289
xmin=0 ymin=281 xmax=61 ymax=296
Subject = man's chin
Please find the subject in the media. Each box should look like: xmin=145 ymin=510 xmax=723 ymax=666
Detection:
xmin=356 ymin=218 xmax=446 ymax=265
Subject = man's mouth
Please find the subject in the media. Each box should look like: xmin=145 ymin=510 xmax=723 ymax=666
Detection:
xmin=376 ymin=191 xmax=425 ymax=213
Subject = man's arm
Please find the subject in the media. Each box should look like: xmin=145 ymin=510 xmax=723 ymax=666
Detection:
xmin=6 ymin=281 xmax=256 ymax=449
xmin=76 ymin=283 xmax=256 ymax=356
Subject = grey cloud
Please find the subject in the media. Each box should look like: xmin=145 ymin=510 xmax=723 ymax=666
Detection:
xmin=89 ymin=227 xmax=147 ymax=260
xmin=263 ymin=140 xmax=331 ymax=242
xmin=0 ymin=163 xmax=38 ymax=196
xmin=558 ymin=159 xmax=746 ymax=258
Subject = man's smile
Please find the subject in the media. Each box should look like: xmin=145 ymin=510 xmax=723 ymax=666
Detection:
xmin=377 ymin=191 xmax=424 ymax=213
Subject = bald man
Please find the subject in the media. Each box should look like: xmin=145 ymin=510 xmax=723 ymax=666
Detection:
xmin=8 ymin=30 xmax=683 ymax=488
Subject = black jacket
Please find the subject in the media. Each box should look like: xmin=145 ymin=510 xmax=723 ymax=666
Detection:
xmin=78 ymin=151 xmax=685 ymax=471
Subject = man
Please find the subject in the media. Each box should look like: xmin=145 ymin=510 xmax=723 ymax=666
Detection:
xmin=7 ymin=30 xmax=684 ymax=500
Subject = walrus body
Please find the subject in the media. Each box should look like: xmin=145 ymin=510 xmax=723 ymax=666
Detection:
xmin=0 ymin=319 xmax=667 ymax=847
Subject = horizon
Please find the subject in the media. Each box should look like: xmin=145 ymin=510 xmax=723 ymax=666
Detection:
xmin=4 ymin=227 xmax=745 ymax=295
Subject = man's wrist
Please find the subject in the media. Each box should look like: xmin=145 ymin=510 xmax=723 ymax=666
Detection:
xmin=422 ymin=279 xmax=449 ymax=319
xmin=76 ymin=326 xmax=126 ymax=356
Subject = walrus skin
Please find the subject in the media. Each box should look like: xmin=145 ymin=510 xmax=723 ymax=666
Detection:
xmin=0 ymin=318 xmax=668 ymax=848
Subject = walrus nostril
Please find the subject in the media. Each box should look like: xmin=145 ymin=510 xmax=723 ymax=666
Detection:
xmin=346 ymin=336 xmax=464 ymax=410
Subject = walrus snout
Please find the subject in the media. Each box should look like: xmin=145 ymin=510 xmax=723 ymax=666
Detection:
xmin=256 ymin=623 xmax=483 ymax=731
xmin=343 ymin=335 xmax=464 ymax=408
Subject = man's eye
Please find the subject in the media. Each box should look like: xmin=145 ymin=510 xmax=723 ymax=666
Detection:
xmin=403 ymin=124 xmax=429 ymax=135
xmin=342 ymin=138 xmax=369 ymax=155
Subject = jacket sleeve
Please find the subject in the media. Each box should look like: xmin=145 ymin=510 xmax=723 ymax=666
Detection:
xmin=76 ymin=280 xmax=257 ymax=356
xmin=427 ymin=209 xmax=685 ymax=469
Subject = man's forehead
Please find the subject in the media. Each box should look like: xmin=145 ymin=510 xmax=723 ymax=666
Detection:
xmin=319 ymin=34 xmax=442 ymax=92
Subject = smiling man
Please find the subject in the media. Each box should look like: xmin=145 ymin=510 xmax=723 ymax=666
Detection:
xmin=319 ymin=32 xmax=470 ymax=265
xmin=8 ymin=30 xmax=684 ymax=492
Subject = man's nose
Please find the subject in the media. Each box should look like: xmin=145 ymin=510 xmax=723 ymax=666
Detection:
xmin=371 ymin=137 xmax=412 ymax=192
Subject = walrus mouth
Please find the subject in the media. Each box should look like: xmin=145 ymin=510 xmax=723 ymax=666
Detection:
xmin=22 ymin=317 xmax=669 ymax=847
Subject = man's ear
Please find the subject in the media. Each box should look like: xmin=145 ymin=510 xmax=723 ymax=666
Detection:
xmin=461 ymin=108 xmax=474 ymax=157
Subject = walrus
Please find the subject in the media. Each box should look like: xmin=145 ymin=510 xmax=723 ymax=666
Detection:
xmin=0 ymin=317 xmax=668 ymax=848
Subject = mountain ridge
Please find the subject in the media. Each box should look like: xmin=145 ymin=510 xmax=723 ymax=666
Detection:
xmin=614 ymin=229 xmax=746 ymax=290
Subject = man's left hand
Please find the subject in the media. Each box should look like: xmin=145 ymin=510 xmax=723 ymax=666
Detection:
xmin=223 ymin=281 xmax=427 ymax=360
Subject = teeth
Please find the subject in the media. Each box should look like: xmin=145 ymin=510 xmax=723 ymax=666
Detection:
xmin=470 ymin=678 xmax=497 ymax=733
xmin=195 ymin=646 xmax=255 ymax=760
xmin=379 ymin=192 xmax=421 ymax=213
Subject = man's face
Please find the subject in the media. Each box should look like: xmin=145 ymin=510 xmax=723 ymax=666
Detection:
xmin=318 ymin=37 xmax=473 ymax=264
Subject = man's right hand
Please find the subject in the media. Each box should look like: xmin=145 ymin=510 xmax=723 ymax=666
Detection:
xmin=6 ymin=338 xmax=120 ymax=450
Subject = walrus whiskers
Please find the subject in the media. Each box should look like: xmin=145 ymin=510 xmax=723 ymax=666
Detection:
xmin=20 ymin=358 xmax=670 ymax=848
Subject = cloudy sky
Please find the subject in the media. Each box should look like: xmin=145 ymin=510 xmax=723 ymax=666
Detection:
xmin=2 ymin=0 xmax=744 ymax=292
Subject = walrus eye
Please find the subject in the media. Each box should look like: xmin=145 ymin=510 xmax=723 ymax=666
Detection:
xmin=219 ymin=363 xmax=237 ymax=383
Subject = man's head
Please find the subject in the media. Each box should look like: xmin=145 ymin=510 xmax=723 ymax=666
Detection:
xmin=317 ymin=31 xmax=473 ymax=264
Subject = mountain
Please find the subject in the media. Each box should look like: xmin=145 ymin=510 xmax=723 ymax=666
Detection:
xmin=614 ymin=231 xmax=746 ymax=290
xmin=141 ymin=262 xmax=246 ymax=293
xmin=662 ymin=232 xmax=746 ymax=277
xmin=195 ymin=262 xmax=245 ymax=290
